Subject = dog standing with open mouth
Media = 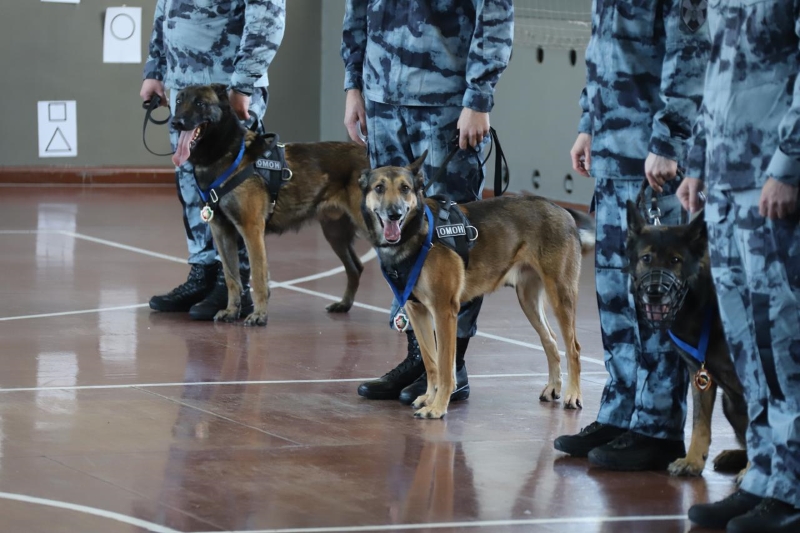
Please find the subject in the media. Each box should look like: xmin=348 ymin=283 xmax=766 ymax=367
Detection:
xmin=624 ymin=199 xmax=749 ymax=481
xmin=359 ymin=153 xmax=596 ymax=418
xmin=170 ymin=84 xmax=370 ymax=326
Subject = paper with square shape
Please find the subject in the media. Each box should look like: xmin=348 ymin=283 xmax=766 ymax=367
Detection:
xmin=38 ymin=101 xmax=77 ymax=158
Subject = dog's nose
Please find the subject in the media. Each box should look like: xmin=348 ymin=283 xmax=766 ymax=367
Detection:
xmin=387 ymin=212 xmax=403 ymax=221
xmin=170 ymin=117 xmax=185 ymax=130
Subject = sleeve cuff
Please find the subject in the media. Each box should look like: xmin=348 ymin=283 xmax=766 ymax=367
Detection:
xmin=649 ymin=135 xmax=686 ymax=163
xmin=462 ymin=88 xmax=494 ymax=113
xmin=765 ymin=148 xmax=800 ymax=186
xmin=578 ymin=112 xmax=591 ymax=134
xmin=143 ymin=61 xmax=165 ymax=82
xmin=684 ymin=143 xmax=706 ymax=181
xmin=344 ymin=70 xmax=363 ymax=92
xmin=230 ymin=71 xmax=256 ymax=95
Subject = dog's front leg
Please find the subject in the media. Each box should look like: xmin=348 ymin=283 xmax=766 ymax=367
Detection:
xmin=405 ymin=302 xmax=437 ymax=409
xmin=210 ymin=219 xmax=243 ymax=322
xmin=239 ymin=215 xmax=268 ymax=327
xmin=669 ymin=382 xmax=717 ymax=477
xmin=414 ymin=299 xmax=458 ymax=420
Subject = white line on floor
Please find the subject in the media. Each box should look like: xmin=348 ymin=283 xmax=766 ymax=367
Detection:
xmin=0 ymin=372 xmax=610 ymax=393
xmin=193 ymin=514 xmax=688 ymax=533
xmin=0 ymin=304 xmax=150 ymax=322
xmin=0 ymin=492 xmax=181 ymax=533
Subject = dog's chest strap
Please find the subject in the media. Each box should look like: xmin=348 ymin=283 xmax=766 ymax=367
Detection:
xmin=195 ymin=139 xmax=249 ymax=223
xmin=253 ymin=133 xmax=291 ymax=220
xmin=380 ymin=205 xmax=435 ymax=308
xmin=430 ymin=196 xmax=478 ymax=269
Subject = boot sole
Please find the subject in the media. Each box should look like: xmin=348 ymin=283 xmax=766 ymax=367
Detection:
xmin=189 ymin=304 xmax=255 ymax=321
xmin=398 ymin=384 xmax=470 ymax=406
xmin=357 ymin=388 xmax=402 ymax=400
xmin=588 ymin=451 xmax=684 ymax=472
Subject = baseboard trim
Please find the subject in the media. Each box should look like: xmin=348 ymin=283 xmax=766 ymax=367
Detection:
xmin=0 ymin=167 xmax=174 ymax=185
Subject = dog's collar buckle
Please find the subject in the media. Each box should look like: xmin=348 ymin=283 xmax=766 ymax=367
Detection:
xmin=209 ymin=189 xmax=219 ymax=204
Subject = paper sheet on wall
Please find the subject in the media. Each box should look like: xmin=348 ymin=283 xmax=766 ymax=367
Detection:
xmin=103 ymin=7 xmax=142 ymax=63
xmin=38 ymin=101 xmax=78 ymax=158
xmin=42 ymin=0 xmax=81 ymax=4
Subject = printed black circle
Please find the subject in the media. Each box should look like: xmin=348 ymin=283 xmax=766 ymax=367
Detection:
xmin=564 ymin=174 xmax=574 ymax=194
xmin=110 ymin=13 xmax=136 ymax=41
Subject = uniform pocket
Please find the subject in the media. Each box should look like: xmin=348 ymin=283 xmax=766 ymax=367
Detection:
xmin=611 ymin=0 xmax=657 ymax=42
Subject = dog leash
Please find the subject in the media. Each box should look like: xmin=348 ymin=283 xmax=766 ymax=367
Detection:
xmin=423 ymin=127 xmax=510 ymax=198
xmin=141 ymin=94 xmax=174 ymax=157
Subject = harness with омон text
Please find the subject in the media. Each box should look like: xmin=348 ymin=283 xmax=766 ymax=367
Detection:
xmin=668 ymin=305 xmax=715 ymax=391
xmin=381 ymin=198 xmax=478 ymax=331
xmin=194 ymin=133 xmax=291 ymax=224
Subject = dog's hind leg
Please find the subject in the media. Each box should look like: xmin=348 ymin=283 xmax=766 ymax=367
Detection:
xmin=406 ymin=302 xmax=438 ymax=409
xmin=320 ymin=216 xmax=363 ymax=313
xmin=670 ymin=383 xmax=717 ymax=476
xmin=209 ymin=219 xmax=243 ymax=323
xmin=515 ymin=268 xmax=563 ymax=404
xmin=542 ymin=265 xmax=583 ymax=409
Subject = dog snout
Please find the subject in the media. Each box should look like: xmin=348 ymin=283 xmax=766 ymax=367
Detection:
xmin=387 ymin=211 xmax=403 ymax=221
xmin=170 ymin=117 xmax=186 ymax=131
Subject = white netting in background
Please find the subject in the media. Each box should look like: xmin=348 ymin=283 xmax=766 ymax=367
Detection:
xmin=515 ymin=0 xmax=592 ymax=50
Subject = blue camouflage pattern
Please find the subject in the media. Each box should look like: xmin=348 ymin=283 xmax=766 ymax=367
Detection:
xmin=579 ymin=0 xmax=710 ymax=180
xmin=690 ymin=0 xmax=800 ymax=509
xmin=594 ymin=177 xmax=690 ymax=440
xmin=144 ymin=0 xmax=286 ymax=94
xmin=705 ymin=190 xmax=800 ymax=508
xmin=341 ymin=0 xmax=514 ymax=112
xmin=366 ymin=101 xmax=485 ymax=337
xmin=686 ymin=1 xmax=800 ymax=190
xmin=169 ymin=88 xmax=268 ymax=269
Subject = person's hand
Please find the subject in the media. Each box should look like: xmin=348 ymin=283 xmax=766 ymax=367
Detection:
xmin=759 ymin=177 xmax=799 ymax=220
xmin=457 ymin=108 xmax=490 ymax=150
xmin=140 ymin=79 xmax=166 ymax=106
xmin=344 ymin=89 xmax=367 ymax=146
xmin=645 ymin=152 xmax=678 ymax=193
xmin=570 ymin=133 xmax=592 ymax=177
xmin=677 ymin=177 xmax=704 ymax=213
xmin=228 ymin=89 xmax=251 ymax=121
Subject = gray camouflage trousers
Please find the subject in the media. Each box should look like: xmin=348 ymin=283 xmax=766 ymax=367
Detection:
xmin=706 ymin=188 xmax=800 ymax=508
xmin=168 ymin=88 xmax=268 ymax=268
xmin=593 ymin=177 xmax=689 ymax=441
xmin=364 ymin=100 xmax=486 ymax=338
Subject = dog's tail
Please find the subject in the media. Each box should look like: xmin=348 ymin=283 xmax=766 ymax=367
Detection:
xmin=565 ymin=207 xmax=596 ymax=256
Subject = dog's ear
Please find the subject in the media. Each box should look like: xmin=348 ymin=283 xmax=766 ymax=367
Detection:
xmin=358 ymin=169 xmax=372 ymax=192
xmin=625 ymin=199 xmax=645 ymax=236
xmin=209 ymin=84 xmax=230 ymax=104
xmin=407 ymin=150 xmax=428 ymax=185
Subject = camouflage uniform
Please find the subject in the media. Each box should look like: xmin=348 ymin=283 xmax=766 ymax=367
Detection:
xmin=144 ymin=0 xmax=286 ymax=265
xmin=341 ymin=0 xmax=514 ymax=337
xmin=581 ymin=0 xmax=710 ymax=439
xmin=686 ymin=0 xmax=800 ymax=509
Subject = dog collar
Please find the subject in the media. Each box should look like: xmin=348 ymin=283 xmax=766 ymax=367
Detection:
xmin=379 ymin=205 xmax=435 ymax=308
xmin=196 ymin=138 xmax=246 ymax=204
xmin=669 ymin=306 xmax=714 ymax=391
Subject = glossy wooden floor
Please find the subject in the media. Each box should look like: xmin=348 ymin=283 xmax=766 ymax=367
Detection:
xmin=0 ymin=186 xmax=741 ymax=533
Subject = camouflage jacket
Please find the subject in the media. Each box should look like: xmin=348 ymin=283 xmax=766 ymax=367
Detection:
xmin=341 ymin=0 xmax=514 ymax=112
xmin=143 ymin=0 xmax=286 ymax=94
xmin=579 ymin=0 xmax=710 ymax=180
xmin=686 ymin=1 xmax=800 ymax=189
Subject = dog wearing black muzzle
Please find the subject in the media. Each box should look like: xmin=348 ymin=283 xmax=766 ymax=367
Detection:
xmin=624 ymin=199 xmax=749 ymax=482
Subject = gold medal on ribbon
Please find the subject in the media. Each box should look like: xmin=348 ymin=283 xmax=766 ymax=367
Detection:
xmin=694 ymin=364 xmax=712 ymax=392
xmin=200 ymin=205 xmax=214 ymax=223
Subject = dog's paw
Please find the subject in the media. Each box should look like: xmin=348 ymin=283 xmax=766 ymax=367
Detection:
xmin=735 ymin=463 xmax=750 ymax=486
xmin=712 ymin=449 xmax=748 ymax=473
xmin=214 ymin=308 xmax=240 ymax=323
xmin=538 ymin=383 xmax=561 ymax=403
xmin=563 ymin=389 xmax=582 ymax=410
xmin=411 ymin=394 xmax=431 ymax=409
xmin=668 ymin=456 xmax=705 ymax=477
xmin=243 ymin=312 xmax=268 ymax=327
xmin=325 ymin=301 xmax=352 ymax=313
xmin=413 ymin=406 xmax=446 ymax=419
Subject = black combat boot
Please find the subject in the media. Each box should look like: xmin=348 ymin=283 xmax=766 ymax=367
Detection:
xmin=398 ymin=336 xmax=471 ymax=405
xmin=727 ymin=497 xmax=800 ymax=533
xmin=688 ymin=490 xmax=763 ymax=530
xmin=587 ymin=430 xmax=686 ymax=471
xmin=188 ymin=264 xmax=254 ymax=321
xmin=554 ymin=422 xmax=627 ymax=457
xmin=358 ymin=330 xmax=425 ymax=400
xmin=149 ymin=263 xmax=219 ymax=312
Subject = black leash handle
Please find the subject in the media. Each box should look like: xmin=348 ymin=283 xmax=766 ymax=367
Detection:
xmin=142 ymin=94 xmax=174 ymax=157
xmin=636 ymin=168 xmax=690 ymax=226
xmin=423 ymin=126 xmax=510 ymax=198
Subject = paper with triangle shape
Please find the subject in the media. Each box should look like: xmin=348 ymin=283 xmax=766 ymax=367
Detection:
xmin=46 ymin=128 xmax=72 ymax=152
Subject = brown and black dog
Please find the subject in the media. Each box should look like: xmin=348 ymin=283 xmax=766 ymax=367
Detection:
xmin=170 ymin=84 xmax=369 ymax=326
xmin=625 ymin=200 xmax=749 ymax=481
xmin=359 ymin=154 xmax=596 ymax=418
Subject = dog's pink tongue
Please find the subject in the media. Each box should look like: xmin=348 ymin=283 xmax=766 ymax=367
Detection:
xmin=384 ymin=220 xmax=402 ymax=242
xmin=171 ymin=130 xmax=194 ymax=167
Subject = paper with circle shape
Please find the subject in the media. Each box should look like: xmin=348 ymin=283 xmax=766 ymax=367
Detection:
xmin=103 ymin=7 xmax=142 ymax=63
xmin=38 ymin=101 xmax=77 ymax=158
